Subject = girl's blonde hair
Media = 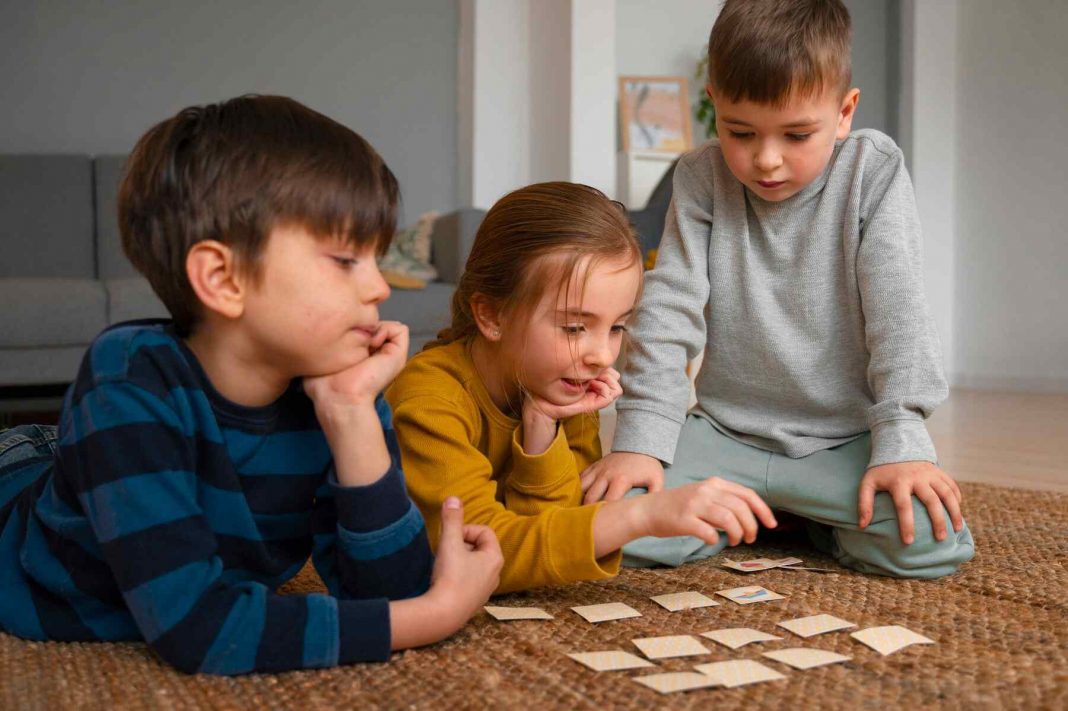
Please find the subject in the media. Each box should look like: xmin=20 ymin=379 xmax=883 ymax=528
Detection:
xmin=427 ymin=182 xmax=641 ymax=349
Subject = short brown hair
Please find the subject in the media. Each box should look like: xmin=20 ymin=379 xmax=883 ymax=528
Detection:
xmin=708 ymin=0 xmax=852 ymax=106
xmin=118 ymin=95 xmax=399 ymax=335
xmin=428 ymin=182 xmax=641 ymax=349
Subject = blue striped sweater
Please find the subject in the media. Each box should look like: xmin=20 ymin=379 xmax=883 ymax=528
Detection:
xmin=0 ymin=321 xmax=432 ymax=674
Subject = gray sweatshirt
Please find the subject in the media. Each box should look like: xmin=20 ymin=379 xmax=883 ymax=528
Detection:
xmin=613 ymin=129 xmax=947 ymax=469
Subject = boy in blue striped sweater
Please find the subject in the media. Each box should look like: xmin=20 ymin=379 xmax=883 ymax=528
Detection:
xmin=0 ymin=95 xmax=503 ymax=674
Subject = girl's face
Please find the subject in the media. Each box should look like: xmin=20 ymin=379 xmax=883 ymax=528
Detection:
xmin=503 ymin=255 xmax=641 ymax=407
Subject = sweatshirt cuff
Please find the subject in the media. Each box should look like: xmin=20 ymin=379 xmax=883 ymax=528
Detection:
xmin=868 ymin=418 xmax=938 ymax=469
xmin=337 ymin=596 xmax=392 ymax=663
xmin=508 ymin=425 xmax=575 ymax=493
xmin=330 ymin=464 xmax=411 ymax=532
xmin=610 ymin=408 xmax=683 ymax=464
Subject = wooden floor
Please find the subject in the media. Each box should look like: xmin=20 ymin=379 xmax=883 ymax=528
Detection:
xmin=600 ymin=388 xmax=1068 ymax=493
xmin=926 ymin=389 xmax=1068 ymax=492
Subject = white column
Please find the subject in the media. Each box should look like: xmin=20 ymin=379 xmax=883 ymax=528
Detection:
xmin=900 ymin=0 xmax=958 ymax=381
xmin=459 ymin=0 xmax=619 ymax=206
xmin=568 ymin=0 xmax=617 ymax=197
xmin=529 ymin=0 xmax=571 ymax=185
xmin=458 ymin=0 xmax=531 ymax=209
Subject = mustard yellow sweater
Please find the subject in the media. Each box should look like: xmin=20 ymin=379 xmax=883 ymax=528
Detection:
xmin=386 ymin=340 xmax=621 ymax=593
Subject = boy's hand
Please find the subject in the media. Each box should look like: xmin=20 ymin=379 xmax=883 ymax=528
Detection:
xmin=581 ymin=451 xmax=664 ymax=504
xmin=304 ymin=321 xmax=409 ymax=408
xmin=858 ymin=461 xmax=964 ymax=544
xmin=527 ymin=368 xmax=623 ymax=422
xmin=428 ymin=497 xmax=503 ymax=628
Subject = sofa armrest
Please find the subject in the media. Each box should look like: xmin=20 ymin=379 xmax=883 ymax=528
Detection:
xmin=429 ymin=208 xmax=485 ymax=284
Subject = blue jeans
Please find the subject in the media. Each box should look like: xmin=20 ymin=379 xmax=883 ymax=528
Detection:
xmin=0 ymin=425 xmax=58 ymax=509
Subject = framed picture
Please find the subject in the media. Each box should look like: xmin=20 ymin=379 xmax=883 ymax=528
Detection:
xmin=618 ymin=75 xmax=693 ymax=153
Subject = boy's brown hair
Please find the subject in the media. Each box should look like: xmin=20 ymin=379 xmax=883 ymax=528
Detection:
xmin=118 ymin=95 xmax=399 ymax=336
xmin=708 ymin=0 xmax=852 ymax=106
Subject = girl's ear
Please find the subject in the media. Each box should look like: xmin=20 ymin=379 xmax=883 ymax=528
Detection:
xmin=186 ymin=240 xmax=246 ymax=320
xmin=470 ymin=294 xmax=503 ymax=342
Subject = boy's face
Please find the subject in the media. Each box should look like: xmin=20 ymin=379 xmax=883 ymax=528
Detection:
xmin=240 ymin=225 xmax=390 ymax=378
xmin=710 ymin=85 xmax=860 ymax=202
xmin=506 ymin=255 xmax=640 ymax=407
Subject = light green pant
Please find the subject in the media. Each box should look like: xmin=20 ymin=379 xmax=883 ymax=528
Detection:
xmin=622 ymin=414 xmax=975 ymax=579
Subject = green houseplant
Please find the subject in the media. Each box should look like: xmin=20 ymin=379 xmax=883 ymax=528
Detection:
xmin=695 ymin=47 xmax=717 ymax=138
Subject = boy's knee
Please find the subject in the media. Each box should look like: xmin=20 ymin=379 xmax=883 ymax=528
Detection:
xmin=834 ymin=501 xmax=975 ymax=579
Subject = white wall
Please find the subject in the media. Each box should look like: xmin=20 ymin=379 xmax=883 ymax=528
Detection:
xmin=569 ymin=0 xmax=617 ymax=196
xmin=0 ymin=0 xmax=457 ymax=224
xmin=952 ymin=0 xmax=1068 ymax=391
xmin=902 ymin=0 xmax=959 ymax=380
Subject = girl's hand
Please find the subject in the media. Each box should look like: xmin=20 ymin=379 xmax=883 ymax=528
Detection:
xmin=528 ymin=367 xmax=623 ymax=422
xmin=304 ymin=321 xmax=409 ymax=409
xmin=639 ymin=478 xmax=778 ymax=546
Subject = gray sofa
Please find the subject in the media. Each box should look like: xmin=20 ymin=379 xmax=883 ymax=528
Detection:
xmin=0 ymin=153 xmax=483 ymax=389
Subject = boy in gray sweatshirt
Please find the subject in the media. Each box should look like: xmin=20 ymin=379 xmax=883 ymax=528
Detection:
xmin=582 ymin=0 xmax=974 ymax=578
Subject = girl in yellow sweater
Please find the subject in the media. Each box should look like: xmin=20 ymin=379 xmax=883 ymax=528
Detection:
xmin=386 ymin=182 xmax=776 ymax=593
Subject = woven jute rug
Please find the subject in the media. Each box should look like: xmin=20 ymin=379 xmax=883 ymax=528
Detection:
xmin=2 ymin=482 xmax=1066 ymax=710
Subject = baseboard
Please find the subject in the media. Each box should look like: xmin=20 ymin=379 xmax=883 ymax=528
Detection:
xmin=948 ymin=372 xmax=1068 ymax=394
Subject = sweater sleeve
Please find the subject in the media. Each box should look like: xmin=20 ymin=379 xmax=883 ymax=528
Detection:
xmin=64 ymin=380 xmax=396 ymax=675
xmin=856 ymin=145 xmax=949 ymax=468
xmin=612 ymin=155 xmax=713 ymax=463
xmin=311 ymin=395 xmax=432 ymax=605
xmin=390 ymin=394 xmax=620 ymax=594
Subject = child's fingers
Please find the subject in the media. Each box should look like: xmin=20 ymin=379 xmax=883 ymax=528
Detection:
xmin=579 ymin=465 xmax=600 ymax=492
xmin=857 ymin=479 xmax=876 ymax=529
xmin=704 ymin=505 xmax=743 ymax=546
xmin=942 ymin=471 xmax=963 ymax=505
xmin=584 ymin=476 xmax=610 ymax=504
xmin=891 ymin=485 xmax=915 ymax=544
xmin=714 ymin=479 xmax=777 ymax=529
xmin=603 ymin=475 xmax=635 ymax=502
xmin=685 ymin=518 xmax=721 ymax=546
xmin=587 ymin=380 xmax=610 ymax=400
xmin=933 ymin=479 xmax=964 ymax=533
xmin=915 ymin=483 xmax=947 ymax=541
xmin=438 ymin=496 xmax=465 ymax=544
xmin=463 ymin=524 xmax=500 ymax=554
xmin=737 ymin=486 xmax=777 ymax=529
xmin=718 ymin=493 xmax=760 ymax=544
xmin=579 ymin=469 xmax=595 ymax=492
xmin=373 ymin=321 xmax=409 ymax=352
xmin=645 ymin=473 xmax=663 ymax=493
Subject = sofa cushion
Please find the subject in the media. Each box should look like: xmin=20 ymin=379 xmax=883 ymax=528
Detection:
xmin=0 ymin=346 xmax=89 ymax=387
xmin=94 ymin=155 xmax=139 ymax=280
xmin=0 ymin=278 xmax=107 ymax=348
xmin=105 ymin=277 xmax=170 ymax=325
xmin=0 ymin=155 xmax=95 ymax=278
xmin=378 ymin=281 xmax=454 ymax=337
